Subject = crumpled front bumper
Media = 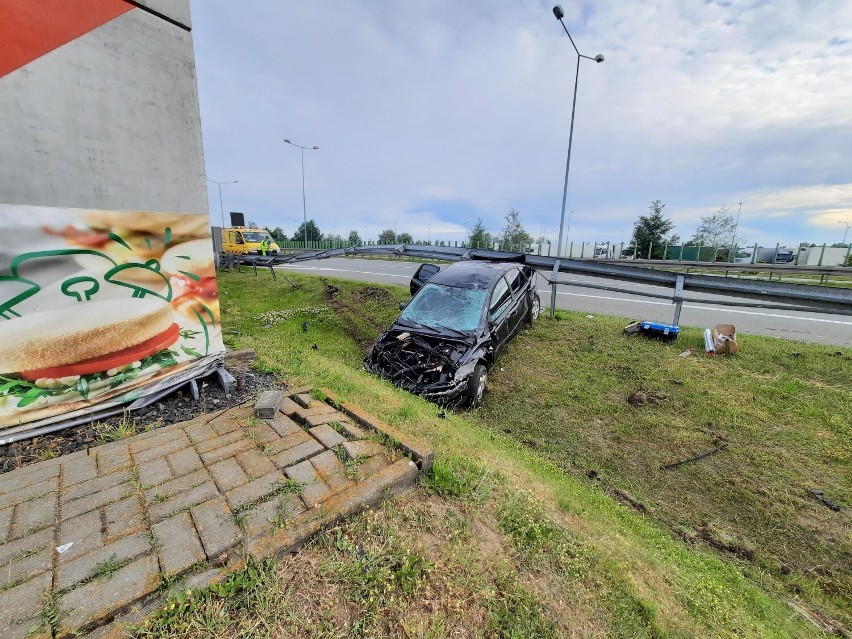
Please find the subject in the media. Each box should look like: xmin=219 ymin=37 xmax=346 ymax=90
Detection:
xmin=364 ymin=348 xmax=473 ymax=406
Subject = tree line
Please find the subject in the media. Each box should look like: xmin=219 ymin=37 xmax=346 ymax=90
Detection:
xmin=254 ymin=203 xmax=837 ymax=257
xmin=257 ymin=209 xmax=537 ymax=249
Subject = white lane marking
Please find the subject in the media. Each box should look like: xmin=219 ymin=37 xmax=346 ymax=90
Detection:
xmin=537 ymin=289 xmax=852 ymax=326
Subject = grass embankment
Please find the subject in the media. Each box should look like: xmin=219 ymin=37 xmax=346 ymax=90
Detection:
xmin=145 ymin=269 xmax=849 ymax=638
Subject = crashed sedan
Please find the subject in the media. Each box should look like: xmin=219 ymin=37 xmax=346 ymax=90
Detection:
xmin=364 ymin=260 xmax=541 ymax=407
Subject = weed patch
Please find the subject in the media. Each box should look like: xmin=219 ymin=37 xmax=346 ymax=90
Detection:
xmin=94 ymin=413 xmax=136 ymax=444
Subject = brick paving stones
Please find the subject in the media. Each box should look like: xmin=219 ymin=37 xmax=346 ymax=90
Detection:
xmin=57 ymin=555 xmax=162 ymax=638
xmin=0 ymin=388 xmax=431 ymax=638
xmin=190 ymin=497 xmax=243 ymax=559
xmin=55 ymin=531 xmax=150 ymax=591
xmin=208 ymin=457 xmax=249 ymax=492
xmin=254 ymin=390 xmax=284 ymax=418
xmin=152 ymin=512 xmax=206 ymax=578
xmin=0 ymin=571 xmax=52 ymax=639
xmin=0 ymin=506 xmax=12 ymax=542
xmin=308 ymin=424 xmax=347 ymax=449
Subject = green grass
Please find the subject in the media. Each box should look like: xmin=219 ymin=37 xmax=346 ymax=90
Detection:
xmin=171 ymin=268 xmax=850 ymax=638
xmin=478 ymin=312 xmax=851 ymax=627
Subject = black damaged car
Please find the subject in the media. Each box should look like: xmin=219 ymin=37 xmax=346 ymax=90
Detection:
xmin=364 ymin=260 xmax=541 ymax=407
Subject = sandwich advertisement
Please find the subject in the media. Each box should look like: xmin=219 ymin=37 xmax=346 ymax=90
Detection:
xmin=0 ymin=205 xmax=224 ymax=436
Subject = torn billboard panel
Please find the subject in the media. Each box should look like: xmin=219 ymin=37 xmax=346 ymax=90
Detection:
xmin=0 ymin=205 xmax=223 ymax=435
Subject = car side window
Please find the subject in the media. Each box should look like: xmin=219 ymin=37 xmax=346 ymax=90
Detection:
xmin=489 ymin=277 xmax=512 ymax=321
xmin=507 ymin=268 xmax=525 ymax=295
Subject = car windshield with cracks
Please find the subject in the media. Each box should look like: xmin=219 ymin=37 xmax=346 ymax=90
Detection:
xmin=398 ymin=283 xmax=487 ymax=333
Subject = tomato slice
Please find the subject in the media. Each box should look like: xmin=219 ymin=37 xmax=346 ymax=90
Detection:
xmin=21 ymin=323 xmax=181 ymax=381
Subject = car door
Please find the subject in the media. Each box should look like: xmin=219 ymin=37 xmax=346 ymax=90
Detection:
xmin=488 ymin=275 xmax=513 ymax=359
xmin=504 ymin=267 xmax=529 ymax=338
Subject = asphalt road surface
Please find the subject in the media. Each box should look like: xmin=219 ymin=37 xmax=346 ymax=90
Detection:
xmin=275 ymin=257 xmax=852 ymax=348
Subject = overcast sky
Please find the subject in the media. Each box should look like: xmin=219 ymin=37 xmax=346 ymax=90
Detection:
xmin=190 ymin=0 xmax=852 ymax=248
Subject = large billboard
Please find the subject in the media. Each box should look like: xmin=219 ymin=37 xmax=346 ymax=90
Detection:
xmin=0 ymin=205 xmax=224 ymax=436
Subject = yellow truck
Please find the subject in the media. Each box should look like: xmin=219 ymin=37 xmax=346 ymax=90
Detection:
xmin=220 ymin=227 xmax=280 ymax=256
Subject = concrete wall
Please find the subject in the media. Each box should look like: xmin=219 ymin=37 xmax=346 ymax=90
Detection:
xmin=0 ymin=1 xmax=207 ymax=214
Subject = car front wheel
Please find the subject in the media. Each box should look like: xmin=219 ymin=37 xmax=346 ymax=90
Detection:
xmin=465 ymin=364 xmax=487 ymax=408
xmin=527 ymin=293 xmax=541 ymax=324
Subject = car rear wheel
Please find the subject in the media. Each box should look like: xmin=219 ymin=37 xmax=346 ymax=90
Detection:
xmin=527 ymin=293 xmax=541 ymax=324
xmin=465 ymin=364 xmax=487 ymax=408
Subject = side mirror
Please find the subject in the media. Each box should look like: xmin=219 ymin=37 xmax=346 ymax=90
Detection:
xmin=399 ymin=301 xmax=407 ymax=311
xmin=409 ymin=263 xmax=440 ymax=296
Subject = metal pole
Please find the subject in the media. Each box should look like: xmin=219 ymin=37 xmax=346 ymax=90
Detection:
xmin=551 ymin=7 xmax=603 ymax=317
xmin=216 ymin=183 xmax=224 ymax=228
xmin=284 ymin=139 xmax=318 ymax=248
xmin=549 ymin=260 xmax=561 ymax=319
xmin=672 ymin=274 xmax=685 ymax=326
xmin=731 ymin=202 xmax=742 ymax=246
xmin=207 ymin=179 xmax=237 ymax=228
xmin=555 ymin=54 xmax=581 ymax=263
xmin=301 ymin=147 xmax=307 ymax=248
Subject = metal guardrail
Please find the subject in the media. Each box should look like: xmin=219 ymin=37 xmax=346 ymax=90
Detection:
xmin=607 ymin=259 xmax=850 ymax=277
xmin=222 ymin=245 xmax=852 ymax=323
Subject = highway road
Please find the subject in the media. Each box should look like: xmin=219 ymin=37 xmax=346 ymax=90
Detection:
xmin=275 ymin=257 xmax=852 ymax=348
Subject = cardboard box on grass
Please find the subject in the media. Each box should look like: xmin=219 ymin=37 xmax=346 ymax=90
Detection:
xmin=712 ymin=324 xmax=738 ymax=354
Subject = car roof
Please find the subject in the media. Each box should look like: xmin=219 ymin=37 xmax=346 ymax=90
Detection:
xmin=427 ymin=260 xmax=521 ymax=290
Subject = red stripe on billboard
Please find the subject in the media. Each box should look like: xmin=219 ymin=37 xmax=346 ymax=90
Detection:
xmin=0 ymin=0 xmax=133 ymax=78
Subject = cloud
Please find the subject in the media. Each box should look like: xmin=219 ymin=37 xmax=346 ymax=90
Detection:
xmin=191 ymin=0 xmax=852 ymax=246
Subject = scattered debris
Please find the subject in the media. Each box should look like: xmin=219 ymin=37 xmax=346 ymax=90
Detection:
xmin=660 ymin=443 xmax=727 ymax=470
xmin=712 ymin=324 xmax=738 ymax=354
xmin=586 ymin=314 xmax=595 ymax=319
xmin=301 ymin=321 xmax=308 ymax=332
xmin=703 ymin=328 xmax=715 ymax=355
xmin=280 ymin=272 xmax=300 ymax=289
xmin=254 ymin=390 xmax=284 ymax=419
xmin=437 ymin=410 xmax=446 ymax=419
xmin=623 ymin=320 xmax=679 ymax=342
xmin=696 ymin=425 xmax=729 ymax=444
xmin=697 ymin=524 xmax=754 ymax=560
xmin=808 ymin=489 xmax=841 ymax=512
xmin=311 ymin=343 xmax=319 ymax=350
xmin=610 ymin=487 xmax=647 ymax=513
xmin=627 ymin=391 xmax=647 ymax=406
xmin=787 ymin=599 xmax=850 ymax=636
xmin=678 ymin=348 xmax=693 ymax=358
xmin=56 ymin=542 xmax=73 ymax=554
xmin=668 ymin=378 xmax=684 ymax=385
xmin=627 ymin=390 xmax=667 ymax=407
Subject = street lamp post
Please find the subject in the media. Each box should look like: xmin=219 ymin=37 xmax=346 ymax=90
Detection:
xmin=552 ymin=5 xmax=604 ymax=317
xmin=284 ymin=139 xmax=319 ymax=248
xmin=730 ymin=202 xmax=742 ymax=247
xmin=206 ymin=178 xmax=238 ymax=228
xmin=839 ymin=221 xmax=851 ymax=245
